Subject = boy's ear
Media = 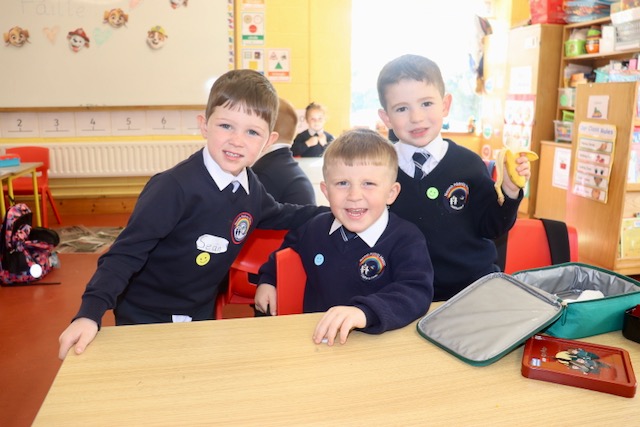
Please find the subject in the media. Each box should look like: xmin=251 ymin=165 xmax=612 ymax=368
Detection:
xmin=320 ymin=180 xmax=328 ymax=200
xmin=378 ymin=108 xmax=392 ymax=129
xmin=264 ymin=131 xmax=280 ymax=149
xmin=386 ymin=181 xmax=401 ymax=205
xmin=197 ymin=114 xmax=207 ymax=137
xmin=442 ymin=93 xmax=453 ymax=117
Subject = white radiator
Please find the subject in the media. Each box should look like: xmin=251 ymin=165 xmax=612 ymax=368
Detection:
xmin=38 ymin=141 xmax=205 ymax=178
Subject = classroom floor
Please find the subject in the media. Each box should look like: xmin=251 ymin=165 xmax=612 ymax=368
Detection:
xmin=0 ymin=213 xmax=254 ymax=427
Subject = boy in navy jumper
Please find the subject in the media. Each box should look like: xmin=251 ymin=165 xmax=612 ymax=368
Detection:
xmin=376 ymin=54 xmax=532 ymax=301
xmin=251 ymin=97 xmax=316 ymax=205
xmin=255 ymin=129 xmax=434 ymax=346
xmin=58 ymin=69 xmax=324 ymax=360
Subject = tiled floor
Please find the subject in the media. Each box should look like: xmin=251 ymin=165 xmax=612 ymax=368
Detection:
xmin=0 ymin=214 xmax=254 ymax=427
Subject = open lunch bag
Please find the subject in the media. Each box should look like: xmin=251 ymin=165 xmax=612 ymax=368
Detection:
xmin=417 ymin=263 xmax=640 ymax=366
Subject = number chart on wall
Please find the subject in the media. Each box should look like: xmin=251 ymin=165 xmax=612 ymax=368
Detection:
xmin=0 ymin=0 xmax=234 ymax=108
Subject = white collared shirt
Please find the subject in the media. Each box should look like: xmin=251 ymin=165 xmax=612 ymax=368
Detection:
xmin=328 ymin=208 xmax=389 ymax=248
xmin=395 ymin=135 xmax=449 ymax=177
xmin=202 ymin=148 xmax=250 ymax=194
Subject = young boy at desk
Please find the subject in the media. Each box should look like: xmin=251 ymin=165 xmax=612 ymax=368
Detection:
xmin=254 ymin=128 xmax=434 ymax=346
xmin=58 ymin=69 xmax=325 ymax=360
xmin=376 ymin=54 xmax=531 ymax=301
xmin=251 ymin=97 xmax=316 ymax=205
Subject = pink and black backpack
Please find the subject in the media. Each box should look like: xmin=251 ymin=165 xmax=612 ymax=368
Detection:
xmin=0 ymin=203 xmax=59 ymax=285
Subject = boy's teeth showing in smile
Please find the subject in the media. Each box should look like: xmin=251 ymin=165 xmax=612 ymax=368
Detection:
xmin=225 ymin=150 xmax=241 ymax=158
xmin=347 ymin=208 xmax=366 ymax=218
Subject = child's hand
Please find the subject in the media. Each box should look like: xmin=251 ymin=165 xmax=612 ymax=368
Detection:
xmin=58 ymin=317 xmax=99 ymax=360
xmin=317 ymin=134 xmax=328 ymax=146
xmin=312 ymin=306 xmax=366 ymax=346
xmin=255 ymin=284 xmax=277 ymax=316
xmin=501 ymin=153 xmax=532 ymax=199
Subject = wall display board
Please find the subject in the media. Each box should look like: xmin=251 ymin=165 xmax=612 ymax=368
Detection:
xmin=0 ymin=0 xmax=234 ymax=108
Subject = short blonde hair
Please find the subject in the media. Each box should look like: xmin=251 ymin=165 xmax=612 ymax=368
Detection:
xmin=322 ymin=128 xmax=398 ymax=180
xmin=274 ymin=98 xmax=298 ymax=143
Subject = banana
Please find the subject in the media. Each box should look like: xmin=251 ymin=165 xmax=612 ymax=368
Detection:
xmin=493 ymin=147 xmax=539 ymax=206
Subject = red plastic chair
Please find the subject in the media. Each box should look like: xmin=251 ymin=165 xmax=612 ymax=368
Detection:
xmin=275 ymin=247 xmax=307 ymax=315
xmin=5 ymin=146 xmax=62 ymax=228
xmin=214 ymin=229 xmax=287 ymax=319
xmin=501 ymin=218 xmax=579 ymax=274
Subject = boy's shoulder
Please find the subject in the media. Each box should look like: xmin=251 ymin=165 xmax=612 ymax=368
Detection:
xmin=443 ymin=138 xmax=481 ymax=159
xmin=387 ymin=211 xmax=426 ymax=238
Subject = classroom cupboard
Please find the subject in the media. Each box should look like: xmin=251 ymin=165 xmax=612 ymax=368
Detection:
xmin=565 ymin=81 xmax=640 ymax=275
xmin=504 ymin=24 xmax=564 ymax=217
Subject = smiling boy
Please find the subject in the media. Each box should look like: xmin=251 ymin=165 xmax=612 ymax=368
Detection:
xmin=255 ymin=128 xmax=434 ymax=345
xmin=58 ymin=69 xmax=325 ymax=360
xmin=377 ymin=54 xmax=531 ymax=301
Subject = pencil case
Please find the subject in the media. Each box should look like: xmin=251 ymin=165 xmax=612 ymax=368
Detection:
xmin=0 ymin=154 xmax=20 ymax=167
xmin=512 ymin=263 xmax=640 ymax=339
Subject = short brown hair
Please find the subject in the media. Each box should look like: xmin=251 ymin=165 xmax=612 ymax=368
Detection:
xmin=322 ymin=128 xmax=398 ymax=180
xmin=376 ymin=54 xmax=445 ymax=110
xmin=274 ymin=98 xmax=298 ymax=143
xmin=205 ymin=69 xmax=279 ymax=131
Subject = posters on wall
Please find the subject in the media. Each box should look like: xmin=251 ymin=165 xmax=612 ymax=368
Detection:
xmin=239 ymin=4 xmax=291 ymax=82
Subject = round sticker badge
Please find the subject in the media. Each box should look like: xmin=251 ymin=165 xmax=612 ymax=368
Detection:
xmin=427 ymin=187 xmax=439 ymax=200
xmin=196 ymin=252 xmax=211 ymax=266
xmin=314 ymin=253 xmax=324 ymax=266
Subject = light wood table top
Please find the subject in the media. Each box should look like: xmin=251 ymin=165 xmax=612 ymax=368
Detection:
xmin=35 ymin=309 xmax=639 ymax=426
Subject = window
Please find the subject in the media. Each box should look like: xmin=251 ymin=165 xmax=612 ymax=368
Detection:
xmin=351 ymin=0 xmax=490 ymax=133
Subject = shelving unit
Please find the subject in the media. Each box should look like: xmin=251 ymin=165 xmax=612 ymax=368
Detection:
xmin=566 ymin=81 xmax=640 ymax=275
xmin=536 ymin=16 xmax=640 ymax=222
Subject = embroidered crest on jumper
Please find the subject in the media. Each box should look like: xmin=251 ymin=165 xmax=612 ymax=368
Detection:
xmin=231 ymin=212 xmax=253 ymax=244
xmin=359 ymin=252 xmax=386 ymax=281
xmin=443 ymin=182 xmax=469 ymax=212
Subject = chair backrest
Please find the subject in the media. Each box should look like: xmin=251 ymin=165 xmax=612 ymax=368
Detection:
xmin=6 ymin=146 xmax=50 ymax=181
xmin=227 ymin=229 xmax=287 ymax=299
xmin=499 ymin=218 xmax=579 ymax=274
xmin=275 ymin=247 xmax=306 ymax=315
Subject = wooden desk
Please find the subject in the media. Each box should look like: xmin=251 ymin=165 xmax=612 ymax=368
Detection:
xmin=35 ymin=311 xmax=639 ymax=426
xmin=0 ymin=162 xmax=42 ymax=226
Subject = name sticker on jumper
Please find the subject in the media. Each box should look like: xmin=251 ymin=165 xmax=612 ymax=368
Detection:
xmin=196 ymin=234 xmax=229 ymax=254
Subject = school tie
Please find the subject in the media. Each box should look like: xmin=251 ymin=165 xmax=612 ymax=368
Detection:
xmin=231 ymin=180 xmax=240 ymax=193
xmin=340 ymin=226 xmax=358 ymax=242
xmin=412 ymin=151 xmax=430 ymax=180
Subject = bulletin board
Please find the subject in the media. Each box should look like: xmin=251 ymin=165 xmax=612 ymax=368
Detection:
xmin=0 ymin=0 xmax=234 ymax=108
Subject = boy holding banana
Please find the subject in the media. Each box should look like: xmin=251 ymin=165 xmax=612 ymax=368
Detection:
xmin=377 ymin=54 xmax=534 ymax=301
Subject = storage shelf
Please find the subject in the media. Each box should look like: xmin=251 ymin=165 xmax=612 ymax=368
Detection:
xmin=562 ymin=48 xmax=640 ymax=62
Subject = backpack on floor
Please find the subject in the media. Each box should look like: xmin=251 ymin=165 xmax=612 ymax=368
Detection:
xmin=0 ymin=203 xmax=59 ymax=285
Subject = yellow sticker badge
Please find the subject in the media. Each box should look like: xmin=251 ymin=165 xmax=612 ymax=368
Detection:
xmin=196 ymin=252 xmax=210 ymax=266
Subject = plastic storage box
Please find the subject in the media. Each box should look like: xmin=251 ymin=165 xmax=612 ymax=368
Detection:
xmin=554 ymin=120 xmax=573 ymax=142
xmin=558 ymin=87 xmax=576 ymax=108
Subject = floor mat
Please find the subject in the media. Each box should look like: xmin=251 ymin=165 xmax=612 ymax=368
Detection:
xmin=53 ymin=225 xmax=124 ymax=254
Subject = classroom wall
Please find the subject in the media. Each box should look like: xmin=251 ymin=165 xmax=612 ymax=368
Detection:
xmin=240 ymin=0 xmax=351 ymax=137
xmin=5 ymin=1 xmax=531 ymax=217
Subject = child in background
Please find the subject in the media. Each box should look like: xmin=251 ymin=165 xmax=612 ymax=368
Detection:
xmin=255 ymin=128 xmax=434 ymax=345
xmin=252 ymin=97 xmax=316 ymax=205
xmin=58 ymin=69 xmax=325 ymax=360
xmin=377 ymin=54 xmax=531 ymax=301
xmin=292 ymin=102 xmax=335 ymax=157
